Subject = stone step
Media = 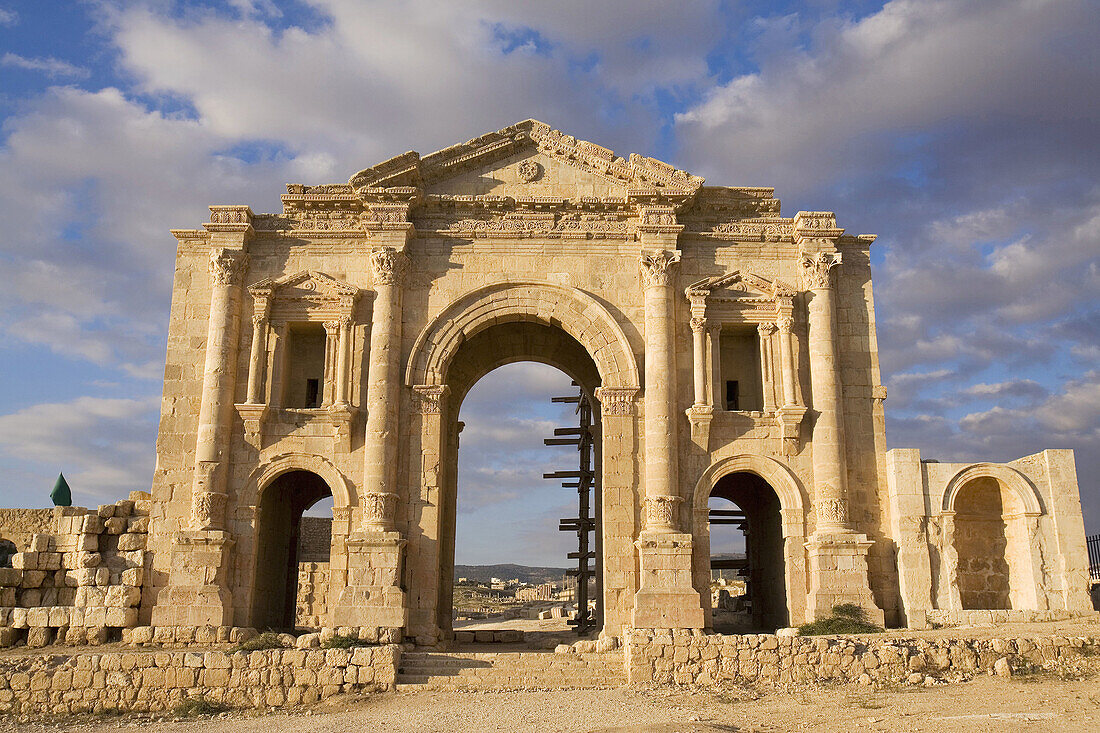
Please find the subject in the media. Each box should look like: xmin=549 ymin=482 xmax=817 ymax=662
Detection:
xmin=396 ymin=649 xmax=626 ymax=690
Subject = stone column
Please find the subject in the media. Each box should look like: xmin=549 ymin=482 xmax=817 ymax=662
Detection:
xmin=632 ymin=247 xmax=703 ymax=629
xmin=333 ymin=316 xmax=351 ymax=407
xmin=640 ymin=249 xmax=681 ymax=531
xmin=707 ymin=324 xmax=723 ymax=408
xmin=800 ymin=244 xmax=882 ymax=624
xmin=361 ymin=246 xmax=407 ymax=530
xmin=802 ymin=249 xmax=848 ymax=531
xmin=245 ymin=310 xmax=268 ymax=405
xmin=777 ymin=316 xmax=798 ymax=408
xmin=333 ymin=244 xmax=409 ymax=634
xmin=757 ymin=323 xmax=777 ymax=413
xmin=190 ymin=247 xmax=249 ymax=531
xmin=690 ymin=317 xmax=707 ymax=408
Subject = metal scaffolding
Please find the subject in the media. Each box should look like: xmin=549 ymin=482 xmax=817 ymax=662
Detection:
xmin=543 ymin=385 xmax=599 ymax=634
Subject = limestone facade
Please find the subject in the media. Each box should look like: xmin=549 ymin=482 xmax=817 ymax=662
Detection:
xmin=23 ymin=119 xmax=1084 ymax=643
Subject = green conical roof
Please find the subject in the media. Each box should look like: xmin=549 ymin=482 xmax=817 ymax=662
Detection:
xmin=50 ymin=473 xmax=72 ymax=507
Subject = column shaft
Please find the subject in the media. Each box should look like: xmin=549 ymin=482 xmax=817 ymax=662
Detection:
xmin=362 ymin=248 xmax=406 ymax=530
xmin=245 ymin=315 xmax=267 ymax=404
xmin=334 ymin=317 xmax=351 ymax=406
xmin=191 ymin=248 xmax=247 ymax=529
xmin=640 ymin=250 xmax=680 ymax=531
xmin=758 ymin=324 xmax=776 ymax=412
xmin=777 ymin=318 xmax=798 ymax=407
xmin=690 ymin=318 xmax=707 ymax=407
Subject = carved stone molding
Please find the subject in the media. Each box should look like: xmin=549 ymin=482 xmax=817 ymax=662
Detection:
xmin=234 ymin=403 xmax=268 ymax=449
xmin=644 ymin=495 xmax=683 ymax=532
xmin=640 ymin=250 xmax=681 ymax=289
xmin=362 ymin=492 xmax=398 ymax=529
xmin=799 ymin=250 xmax=842 ymax=291
xmin=690 ymin=316 xmax=707 ymax=333
xmin=818 ymin=496 xmax=849 ymax=527
xmin=686 ymin=404 xmax=714 ymax=451
xmin=370 ymin=247 xmax=409 ymax=287
xmin=210 ymin=249 xmax=248 ymax=287
xmin=777 ymin=315 xmax=795 ymax=334
xmin=757 ymin=323 xmax=777 ymax=338
xmin=595 ymin=386 xmax=638 ymax=416
xmin=412 ymin=384 xmax=449 ymax=415
xmin=190 ymin=490 xmax=228 ymax=531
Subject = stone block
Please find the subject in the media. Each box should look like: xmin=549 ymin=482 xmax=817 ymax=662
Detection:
xmin=97 ymin=505 xmax=115 ymax=519
xmin=26 ymin=627 xmax=54 ymax=648
xmin=117 ymin=534 xmax=147 ymax=551
xmin=29 ymin=534 xmax=50 ymax=553
xmin=104 ymin=518 xmax=127 ymax=535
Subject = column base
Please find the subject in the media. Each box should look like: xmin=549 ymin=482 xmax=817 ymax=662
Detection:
xmin=805 ymin=530 xmax=884 ymax=626
xmin=331 ymin=530 xmax=409 ymax=630
xmin=632 ymin=532 xmax=704 ymax=629
xmin=150 ymin=530 xmax=235 ymax=627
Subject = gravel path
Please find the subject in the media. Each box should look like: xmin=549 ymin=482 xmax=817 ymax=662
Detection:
xmin=6 ymin=669 xmax=1100 ymax=733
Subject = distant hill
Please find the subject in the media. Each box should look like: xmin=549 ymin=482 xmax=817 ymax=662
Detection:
xmin=453 ymin=563 xmax=569 ymax=585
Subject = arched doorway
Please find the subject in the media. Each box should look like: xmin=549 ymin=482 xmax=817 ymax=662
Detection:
xmin=692 ymin=455 xmax=809 ymax=629
xmin=708 ymin=472 xmax=787 ymax=631
xmin=251 ymin=470 xmax=333 ymax=630
xmin=435 ymin=321 xmax=603 ymax=640
xmin=952 ymin=477 xmax=1029 ymax=610
xmin=403 ymin=282 xmax=641 ymax=644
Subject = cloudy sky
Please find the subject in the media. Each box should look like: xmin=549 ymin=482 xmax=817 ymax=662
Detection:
xmin=0 ymin=0 xmax=1097 ymax=565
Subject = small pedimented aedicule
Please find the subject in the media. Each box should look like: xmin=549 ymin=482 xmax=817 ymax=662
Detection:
xmin=235 ymin=271 xmax=361 ymax=450
xmin=684 ymin=271 xmax=805 ymax=452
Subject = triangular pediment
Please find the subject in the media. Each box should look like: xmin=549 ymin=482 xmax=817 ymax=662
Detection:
xmin=249 ymin=271 xmax=359 ymax=300
xmin=347 ymin=119 xmax=704 ymax=201
xmin=687 ymin=271 xmax=795 ymax=300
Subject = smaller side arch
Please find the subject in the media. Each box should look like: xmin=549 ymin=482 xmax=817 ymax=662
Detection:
xmin=249 ymin=452 xmax=355 ymax=508
xmin=941 ymin=463 xmax=1043 ymax=516
xmin=693 ymin=454 xmax=808 ymax=537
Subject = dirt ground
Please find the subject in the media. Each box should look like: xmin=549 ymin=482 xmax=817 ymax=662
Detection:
xmin=5 ymin=667 xmax=1100 ymax=733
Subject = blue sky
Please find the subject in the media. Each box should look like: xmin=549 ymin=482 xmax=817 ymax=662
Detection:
xmin=0 ymin=1 xmax=1097 ymax=565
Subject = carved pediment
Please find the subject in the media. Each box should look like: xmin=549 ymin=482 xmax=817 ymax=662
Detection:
xmin=347 ymin=119 xmax=704 ymax=203
xmin=249 ymin=271 xmax=359 ymax=321
xmin=687 ymin=271 xmax=795 ymax=301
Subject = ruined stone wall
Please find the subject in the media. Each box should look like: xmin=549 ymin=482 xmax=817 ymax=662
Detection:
xmin=0 ymin=509 xmax=54 ymax=555
xmin=295 ymin=561 xmax=330 ymax=628
xmin=0 ymin=645 xmax=399 ymax=714
xmin=0 ymin=493 xmax=150 ymax=646
xmin=625 ymin=628 xmax=1100 ymax=686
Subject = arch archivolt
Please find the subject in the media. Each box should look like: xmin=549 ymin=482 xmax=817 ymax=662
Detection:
xmin=940 ymin=463 xmax=1043 ymax=517
xmin=405 ymin=280 xmax=640 ymax=390
xmin=692 ymin=454 xmax=808 ymax=538
xmin=248 ymin=452 xmax=355 ymax=508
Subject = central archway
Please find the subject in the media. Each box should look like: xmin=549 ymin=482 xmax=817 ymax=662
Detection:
xmin=402 ymin=282 xmax=640 ymax=645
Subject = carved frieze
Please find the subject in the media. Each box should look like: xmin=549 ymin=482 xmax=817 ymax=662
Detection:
xmin=412 ymin=384 xmax=449 ymax=415
xmin=594 ymin=386 xmax=639 ymax=416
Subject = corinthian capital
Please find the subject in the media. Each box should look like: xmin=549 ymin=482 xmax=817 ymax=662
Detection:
xmin=640 ymin=249 xmax=681 ymax=289
xmin=210 ymin=249 xmax=248 ymax=287
xmin=799 ymin=250 xmax=842 ymax=291
xmin=370 ymin=247 xmax=409 ymax=286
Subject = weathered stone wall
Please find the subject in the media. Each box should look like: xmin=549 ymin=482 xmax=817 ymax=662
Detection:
xmin=296 ymin=561 xmax=330 ymax=628
xmin=297 ymin=517 xmax=332 ymax=562
xmin=0 ymin=494 xmax=150 ymax=647
xmin=625 ymin=628 xmax=1100 ymax=686
xmin=0 ymin=645 xmax=399 ymax=715
xmin=0 ymin=509 xmax=54 ymax=556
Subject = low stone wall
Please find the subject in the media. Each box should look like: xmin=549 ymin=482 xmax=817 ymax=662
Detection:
xmin=0 ymin=645 xmax=400 ymax=715
xmin=625 ymin=628 xmax=1100 ymax=686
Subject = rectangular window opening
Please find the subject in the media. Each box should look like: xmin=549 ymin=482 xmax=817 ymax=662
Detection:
xmin=725 ymin=380 xmax=740 ymax=412
xmin=305 ymin=379 xmax=320 ymax=409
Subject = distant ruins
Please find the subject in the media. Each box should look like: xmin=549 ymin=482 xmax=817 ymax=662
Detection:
xmin=0 ymin=119 xmax=1093 ymax=653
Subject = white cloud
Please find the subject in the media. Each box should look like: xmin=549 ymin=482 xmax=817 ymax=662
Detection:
xmin=0 ymin=396 xmax=158 ymax=506
xmin=0 ymin=8 xmax=16 ymax=27
xmin=1 ymin=52 xmax=88 ymax=78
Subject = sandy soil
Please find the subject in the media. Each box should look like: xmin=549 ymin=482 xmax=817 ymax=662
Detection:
xmin=7 ymin=665 xmax=1100 ymax=733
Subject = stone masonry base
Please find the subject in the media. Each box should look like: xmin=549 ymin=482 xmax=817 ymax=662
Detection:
xmin=0 ymin=645 xmax=399 ymax=715
xmin=625 ymin=628 xmax=1100 ymax=686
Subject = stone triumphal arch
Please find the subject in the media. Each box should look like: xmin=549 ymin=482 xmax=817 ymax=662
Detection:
xmin=136 ymin=120 xmax=1092 ymax=642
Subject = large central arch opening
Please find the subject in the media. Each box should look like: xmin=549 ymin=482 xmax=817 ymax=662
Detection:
xmin=436 ymin=321 xmax=604 ymax=643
